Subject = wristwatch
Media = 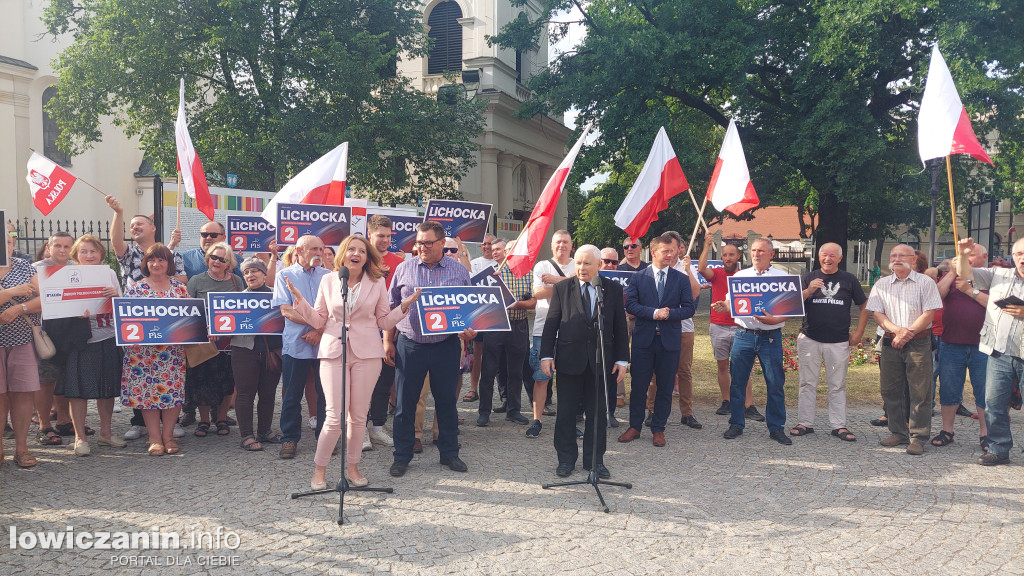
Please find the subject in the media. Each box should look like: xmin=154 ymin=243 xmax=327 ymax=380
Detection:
xmin=972 ymin=289 xmax=981 ymax=299
xmin=21 ymin=303 xmax=28 ymax=314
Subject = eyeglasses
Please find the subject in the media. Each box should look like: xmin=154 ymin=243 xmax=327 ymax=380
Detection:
xmin=443 ymin=247 xmax=459 ymax=254
xmin=8 ymin=231 xmax=18 ymax=239
xmin=209 ymin=255 xmax=228 ymax=263
xmin=622 ymin=243 xmax=638 ymax=249
xmin=415 ymin=239 xmax=441 ymax=248
xmin=200 ymin=232 xmax=223 ymax=239
xmin=602 ymin=259 xmax=618 ymax=265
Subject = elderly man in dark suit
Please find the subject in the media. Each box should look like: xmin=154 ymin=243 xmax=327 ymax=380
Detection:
xmin=618 ymin=233 xmax=696 ymax=447
xmin=541 ymin=245 xmax=629 ymax=479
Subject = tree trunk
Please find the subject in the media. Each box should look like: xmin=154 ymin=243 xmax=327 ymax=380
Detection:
xmin=814 ymin=192 xmax=849 ymax=270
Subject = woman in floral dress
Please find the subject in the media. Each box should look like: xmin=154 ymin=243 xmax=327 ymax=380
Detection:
xmin=120 ymin=244 xmax=187 ymax=456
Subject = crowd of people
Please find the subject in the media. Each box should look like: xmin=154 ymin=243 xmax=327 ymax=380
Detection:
xmin=1 ymin=198 xmax=1018 ymax=484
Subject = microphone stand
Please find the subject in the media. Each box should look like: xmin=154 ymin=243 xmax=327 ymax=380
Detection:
xmin=542 ymin=279 xmax=632 ymax=512
xmin=291 ymin=267 xmax=393 ymax=525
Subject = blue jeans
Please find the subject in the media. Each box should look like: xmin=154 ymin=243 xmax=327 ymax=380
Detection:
xmin=393 ymin=335 xmax=461 ymax=463
xmin=729 ymin=329 xmax=786 ymax=431
xmin=280 ymin=355 xmax=324 ymax=444
xmin=984 ymin=353 xmax=1022 ymax=458
xmin=937 ymin=342 xmax=987 ymax=407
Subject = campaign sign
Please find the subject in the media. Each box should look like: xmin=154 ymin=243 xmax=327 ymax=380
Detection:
xmin=471 ymin=266 xmax=516 ymax=309
xmin=727 ymin=275 xmax=805 ymax=318
xmin=417 ymin=286 xmax=511 ymax=335
xmin=366 ymin=208 xmax=421 ymax=253
xmin=38 ymin=264 xmax=119 ymax=320
xmin=206 ymin=292 xmax=284 ymax=336
xmin=276 ymin=203 xmax=352 ymax=247
xmin=598 ymin=270 xmax=635 ymax=291
xmin=113 ymin=297 xmax=209 ymax=346
xmin=423 ymin=200 xmax=492 ymax=243
xmin=227 ymin=215 xmax=276 ymax=252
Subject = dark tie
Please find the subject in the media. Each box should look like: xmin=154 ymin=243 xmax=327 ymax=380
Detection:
xmin=582 ymin=282 xmax=593 ymax=318
xmin=656 ymin=270 xmax=666 ymax=302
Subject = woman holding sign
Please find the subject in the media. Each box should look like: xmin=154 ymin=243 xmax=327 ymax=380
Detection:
xmin=285 ymin=235 xmax=420 ymax=489
xmin=120 ymin=244 xmax=188 ymax=456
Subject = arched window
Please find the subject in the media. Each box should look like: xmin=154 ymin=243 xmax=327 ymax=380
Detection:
xmin=42 ymin=87 xmax=71 ymax=166
xmin=427 ymin=1 xmax=463 ymax=75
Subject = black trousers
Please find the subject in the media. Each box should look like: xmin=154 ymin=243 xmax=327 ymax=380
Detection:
xmin=554 ymin=364 xmax=609 ymax=469
xmin=368 ymin=361 xmax=394 ymax=427
xmin=479 ymin=319 xmax=529 ymax=416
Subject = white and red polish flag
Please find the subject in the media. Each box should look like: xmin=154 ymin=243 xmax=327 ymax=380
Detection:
xmin=26 ymin=152 xmax=78 ymax=216
xmin=260 ymin=141 xmax=348 ymax=227
xmin=506 ymin=125 xmax=592 ymax=278
xmin=706 ymin=119 xmax=759 ymax=216
xmin=175 ymin=79 xmax=215 ymax=220
xmin=918 ymin=45 xmax=993 ymax=166
xmin=614 ymin=127 xmax=690 ymax=240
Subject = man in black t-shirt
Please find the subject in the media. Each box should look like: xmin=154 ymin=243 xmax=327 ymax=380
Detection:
xmin=791 ymin=242 xmax=868 ymax=442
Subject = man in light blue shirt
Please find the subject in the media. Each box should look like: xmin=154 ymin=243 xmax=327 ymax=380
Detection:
xmin=272 ymin=235 xmax=329 ymax=459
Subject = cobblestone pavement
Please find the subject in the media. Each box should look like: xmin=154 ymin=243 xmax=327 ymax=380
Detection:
xmin=2 ymin=400 xmax=1022 ymax=575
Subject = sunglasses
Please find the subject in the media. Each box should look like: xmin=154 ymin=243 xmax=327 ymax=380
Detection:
xmin=200 ymin=232 xmax=223 ymax=239
xmin=209 ymin=255 xmax=228 ymax=263
xmin=443 ymin=247 xmax=459 ymax=254
xmin=602 ymin=259 xmax=618 ymax=265
xmin=622 ymin=243 xmax=639 ymax=249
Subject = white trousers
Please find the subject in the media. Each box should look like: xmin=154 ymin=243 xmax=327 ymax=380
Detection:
xmin=796 ymin=333 xmax=850 ymax=430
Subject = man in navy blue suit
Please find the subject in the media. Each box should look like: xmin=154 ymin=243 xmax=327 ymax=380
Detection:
xmin=618 ymin=234 xmax=696 ymax=447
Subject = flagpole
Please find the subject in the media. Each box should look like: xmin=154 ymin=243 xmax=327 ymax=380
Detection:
xmin=687 ymin=189 xmax=711 ymax=232
xmin=176 ymin=170 xmax=183 ymax=231
xmin=945 ymin=156 xmax=960 ymax=247
xmin=686 ymin=195 xmax=709 ymax=255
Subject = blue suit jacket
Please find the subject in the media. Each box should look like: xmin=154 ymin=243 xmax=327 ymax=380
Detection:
xmin=625 ymin=265 xmax=696 ymax=352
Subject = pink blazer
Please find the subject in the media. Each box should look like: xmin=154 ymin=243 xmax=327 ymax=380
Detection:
xmin=292 ymin=272 xmax=407 ymax=361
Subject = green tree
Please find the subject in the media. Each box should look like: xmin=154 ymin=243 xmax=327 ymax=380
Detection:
xmin=43 ymin=0 xmax=485 ymax=205
xmin=493 ymin=0 xmax=1024 ymax=264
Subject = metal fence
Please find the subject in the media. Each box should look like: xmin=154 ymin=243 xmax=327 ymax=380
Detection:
xmin=11 ymin=217 xmax=125 ymax=260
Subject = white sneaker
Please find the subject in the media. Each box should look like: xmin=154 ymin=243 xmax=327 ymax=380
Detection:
xmin=362 ymin=435 xmax=373 ymax=452
xmin=113 ymin=400 xmax=122 ymax=413
xmin=308 ymin=416 xmax=317 ymax=430
xmin=369 ymin=427 xmax=394 ymax=447
xmin=123 ymin=425 xmax=144 ymax=440
xmin=172 ymin=424 xmax=185 ymax=438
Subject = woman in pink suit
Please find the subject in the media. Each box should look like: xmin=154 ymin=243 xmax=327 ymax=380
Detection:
xmin=286 ymin=235 xmax=420 ymax=489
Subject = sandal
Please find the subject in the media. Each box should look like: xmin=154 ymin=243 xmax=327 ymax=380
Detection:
xmin=164 ymin=440 xmax=181 ymax=455
xmin=215 ymin=420 xmax=230 ymax=436
xmin=980 ymin=435 xmax=989 ymax=453
xmin=831 ymin=428 xmax=857 ymax=442
xmin=462 ymin=390 xmax=479 ymax=402
xmin=241 ymin=435 xmax=263 ymax=451
xmin=37 ymin=427 xmax=63 ymax=446
xmin=224 ymin=416 xmax=237 ymax=426
xmin=194 ymin=422 xmax=211 ymax=437
xmin=147 ymin=443 xmax=165 ymax=456
xmin=55 ymin=422 xmax=94 ymax=436
xmin=257 ymin=431 xmax=282 ymax=444
xmin=930 ymin=430 xmax=954 ymax=447
xmin=790 ymin=425 xmax=814 ymax=436
xmin=13 ymin=451 xmax=38 ymax=468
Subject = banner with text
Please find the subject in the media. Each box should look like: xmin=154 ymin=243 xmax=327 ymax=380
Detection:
xmin=366 ymin=207 xmax=421 ymax=253
xmin=417 ymin=286 xmax=511 ymax=335
xmin=38 ymin=264 xmax=119 ymax=320
xmin=206 ymin=292 xmax=284 ymax=336
xmin=113 ymin=297 xmax=210 ymax=346
xmin=162 ymin=185 xmax=276 ymax=251
xmin=727 ymin=275 xmax=804 ymax=318
xmin=227 ymin=215 xmax=276 ymax=253
xmin=598 ymin=270 xmax=635 ymax=291
xmin=276 ymin=203 xmax=352 ymax=247
xmin=470 ymin=266 xmax=516 ymax=309
xmin=423 ymin=200 xmax=492 ymax=243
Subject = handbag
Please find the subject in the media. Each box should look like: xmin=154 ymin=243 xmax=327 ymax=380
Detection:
xmin=32 ymin=326 xmax=56 ymax=360
xmin=263 ymin=337 xmax=283 ymax=373
xmin=184 ymin=342 xmax=219 ymax=368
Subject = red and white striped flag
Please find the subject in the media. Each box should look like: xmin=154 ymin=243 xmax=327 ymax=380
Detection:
xmin=26 ymin=152 xmax=78 ymax=216
xmin=506 ymin=125 xmax=592 ymax=277
xmin=260 ymin=141 xmax=348 ymax=227
xmin=918 ymin=45 xmax=993 ymax=165
xmin=175 ymin=79 xmax=215 ymax=220
xmin=614 ymin=127 xmax=690 ymax=240
xmin=706 ymin=120 xmax=759 ymax=216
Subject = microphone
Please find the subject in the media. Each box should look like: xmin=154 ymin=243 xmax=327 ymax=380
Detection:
xmin=338 ymin=266 xmax=349 ymax=298
xmin=591 ymin=274 xmax=604 ymax=305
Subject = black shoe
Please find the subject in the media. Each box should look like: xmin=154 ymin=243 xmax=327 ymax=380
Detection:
xmin=556 ymin=463 xmax=574 ymax=477
xmin=978 ymin=453 xmax=1010 ymax=466
xmin=644 ymin=411 xmax=653 ymax=427
xmin=525 ymin=420 xmax=542 ymax=438
xmin=440 ymin=456 xmax=468 ymax=472
xmin=680 ymin=415 xmax=703 ymax=429
xmin=723 ymin=425 xmax=743 ymax=439
xmin=870 ymin=416 xmax=888 ymax=427
xmin=715 ymin=401 xmax=730 ymax=416
xmin=769 ymin=429 xmax=793 ymax=445
xmin=956 ymin=404 xmax=975 ymax=417
xmin=576 ymin=427 xmax=584 ymax=439
xmin=584 ymin=463 xmax=611 ymax=479
xmin=506 ymin=412 xmax=529 ymax=424
xmin=608 ymin=414 xmax=620 ymax=428
xmin=543 ymin=404 xmax=557 ymax=416
xmin=744 ymin=406 xmax=765 ymax=422
xmin=492 ymin=402 xmax=507 ymax=414
xmin=476 ymin=414 xmax=489 ymax=427
xmin=389 ymin=461 xmax=410 ymax=477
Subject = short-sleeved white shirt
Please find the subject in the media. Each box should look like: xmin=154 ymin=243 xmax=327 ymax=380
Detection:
xmin=531 ymin=258 xmax=575 ymax=337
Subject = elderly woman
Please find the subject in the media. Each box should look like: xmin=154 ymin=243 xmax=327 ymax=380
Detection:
xmin=0 ymin=228 xmax=42 ymax=467
xmin=121 ymin=243 xmax=187 ymax=456
xmin=286 ymin=235 xmax=419 ymax=489
xmin=62 ymin=235 xmax=124 ymax=455
xmin=186 ymin=242 xmax=243 ymax=438
xmin=230 ymin=257 xmax=283 ymax=451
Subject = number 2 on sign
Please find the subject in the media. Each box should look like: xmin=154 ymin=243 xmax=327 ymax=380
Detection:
xmin=121 ymin=322 xmax=143 ymax=342
xmin=735 ymin=298 xmax=751 ymax=315
xmin=425 ymin=312 xmax=447 ymax=332
xmin=215 ymin=315 xmax=236 ymax=333
xmin=231 ymin=235 xmax=246 ymax=250
xmin=281 ymin=226 xmax=298 ymax=243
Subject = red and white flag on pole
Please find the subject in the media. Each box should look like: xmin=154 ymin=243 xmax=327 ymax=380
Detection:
xmin=918 ymin=45 xmax=993 ymax=166
xmin=706 ymin=119 xmax=759 ymax=216
xmin=26 ymin=152 xmax=78 ymax=216
xmin=506 ymin=125 xmax=592 ymax=277
xmin=614 ymin=127 xmax=690 ymax=240
xmin=260 ymin=141 xmax=348 ymax=227
xmin=175 ymin=79 xmax=215 ymax=220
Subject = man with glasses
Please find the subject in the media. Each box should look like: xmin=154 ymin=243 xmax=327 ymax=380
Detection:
xmin=365 ymin=215 xmax=404 ymax=451
xmin=388 ymin=221 xmax=475 ymax=476
xmin=865 ymin=244 xmax=942 ymax=456
xmin=600 ymin=248 xmax=619 ymax=271
xmin=618 ymin=239 xmax=648 ymax=272
xmin=179 ymin=221 xmax=243 ymax=279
